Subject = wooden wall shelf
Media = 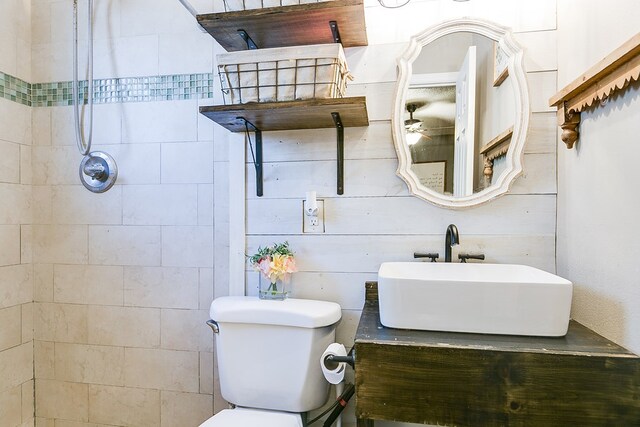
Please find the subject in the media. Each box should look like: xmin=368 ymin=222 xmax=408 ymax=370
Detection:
xmin=549 ymin=32 xmax=640 ymax=149
xmin=199 ymin=97 xmax=368 ymax=132
xmin=480 ymin=126 xmax=513 ymax=185
xmin=197 ymin=0 xmax=368 ymax=51
xmin=200 ymin=97 xmax=368 ymax=196
xmin=355 ymin=282 xmax=640 ymax=426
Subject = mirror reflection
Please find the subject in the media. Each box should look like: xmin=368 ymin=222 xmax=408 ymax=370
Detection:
xmin=403 ymin=32 xmax=516 ymax=197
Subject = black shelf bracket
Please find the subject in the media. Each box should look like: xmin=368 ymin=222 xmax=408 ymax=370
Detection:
xmin=237 ymin=29 xmax=258 ymax=50
xmin=238 ymin=117 xmax=263 ymax=197
xmin=332 ymin=112 xmax=344 ymax=195
xmin=329 ymin=21 xmax=341 ymax=44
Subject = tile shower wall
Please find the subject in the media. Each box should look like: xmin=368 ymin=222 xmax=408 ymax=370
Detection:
xmin=242 ymin=1 xmax=559 ymax=425
xmin=30 ymin=0 xmax=222 ymax=425
xmin=0 ymin=0 xmax=35 ymax=426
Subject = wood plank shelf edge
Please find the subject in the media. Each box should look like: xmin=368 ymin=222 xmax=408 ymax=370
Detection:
xmin=197 ymin=0 xmax=368 ymax=51
xmin=199 ymin=97 xmax=369 ymax=132
xmin=549 ymin=32 xmax=640 ymax=149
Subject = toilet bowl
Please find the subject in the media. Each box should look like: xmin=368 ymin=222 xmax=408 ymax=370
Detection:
xmin=199 ymin=296 xmax=342 ymax=426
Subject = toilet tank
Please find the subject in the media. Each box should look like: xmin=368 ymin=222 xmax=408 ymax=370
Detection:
xmin=210 ymin=296 xmax=342 ymax=413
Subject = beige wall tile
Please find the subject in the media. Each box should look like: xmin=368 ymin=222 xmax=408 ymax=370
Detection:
xmin=199 ymin=352 xmax=214 ymax=395
xmin=0 ymin=184 xmax=31 ymax=224
xmin=55 ymin=422 xmax=114 ymax=427
xmin=161 ymin=226 xmax=213 ymax=268
xmin=32 ymin=225 xmax=88 ymax=264
xmin=0 ymin=305 xmax=22 ymax=351
xmin=22 ymin=380 xmax=34 ymax=423
xmin=160 ymin=143 xmax=214 ymax=184
xmin=33 ymin=264 xmax=53 ymax=303
xmin=89 ymin=143 xmax=160 ymax=185
xmin=51 ymin=185 xmax=123 ymax=225
xmin=35 ymin=379 xmax=88 ymax=422
xmin=88 ymin=226 xmax=161 ymax=266
xmin=20 ymin=145 xmax=32 ymax=186
xmin=35 ymin=418 xmax=54 ymax=427
xmin=22 ymin=302 xmax=34 ymax=343
xmin=55 ymin=421 xmax=115 ymax=427
xmin=34 ymin=303 xmax=88 ymax=343
xmin=0 ymin=140 xmax=20 ymax=184
xmin=0 ymin=344 xmax=33 ymax=393
xmin=0 ymin=384 xmax=22 ymax=427
xmin=0 ymin=225 xmax=21 ymax=266
xmin=88 ymin=385 xmax=160 ymax=427
xmin=55 ymin=343 xmax=125 ymax=386
xmin=199 ymin=268 xmax=213 ymax=310
xmin=123 ymin=266 xmax=198 ymax=309
xmin=31 ymin=146 xmax=77 ymax=186
xmin=123 ymin=185 xmax=198 ymax=226
xmin=124 ymin=348 xmax=199 ymax=392
xmin=31 ymin=107 xmax=51 ymax=147
xmin=197 ymin=185 xmax=214 ymax=226
xmin=0 ymin=265 xmax=33 ymax=309
xmin=160 ymin=309 xmax=213 ymax=352
xmin=34 ymin=341 xmax=55 ymax=380
xmin=160 ymin=391 xmax=213 ymax=427
xmin=20 ymin=225 xmax=33 ymax=265
xmin=54 ymin=265 xmax=124 ymax=306
xmin=88 ymin=306 xmax=159 ymax=348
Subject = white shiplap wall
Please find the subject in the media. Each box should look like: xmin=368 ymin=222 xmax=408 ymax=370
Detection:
xmin=227 ymin=1 xmax=560 ymax=425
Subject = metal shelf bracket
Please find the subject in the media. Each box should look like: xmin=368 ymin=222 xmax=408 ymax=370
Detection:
xmin=237 ymin=29 xmax=258 ymax=49
xmin=329 ymin=21 xmax=341 ymax=44
xmin=238 ymin=117 xmax=263 ymax=197
xmin=332 ymin=112 xmax=344 ymax=195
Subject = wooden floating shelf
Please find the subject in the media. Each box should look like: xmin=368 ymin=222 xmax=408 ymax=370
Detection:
xmin=355 ymin=282 xmax=640 ymax=426
xmin=197 ymin=0 xmax=368 ymax=51
xmin=200 ymin=97 xmax=368 ymax=197
xmin=549 ymin=32 xmax=640 ymax=149
xmin=199 ymin=97 xmax=369 ymax=132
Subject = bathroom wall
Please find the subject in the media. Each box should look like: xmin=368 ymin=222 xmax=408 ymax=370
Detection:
xmin=30 ymin=0 xmax=224 ymax=425
xmin=0 ymin=0 xmax=35 ymax=426
xmin=241 ymin=0 xmax=559 ymax=425
xmin=556 ymin=0 xmax=640 ymax=354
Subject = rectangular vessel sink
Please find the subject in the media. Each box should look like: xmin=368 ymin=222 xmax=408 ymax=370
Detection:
xmin=378 ymin=262 xmax=573 ymax=337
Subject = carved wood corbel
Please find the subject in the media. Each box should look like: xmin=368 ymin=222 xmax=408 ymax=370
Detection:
xmin=557 ymin=103 xmax=580 ymax=149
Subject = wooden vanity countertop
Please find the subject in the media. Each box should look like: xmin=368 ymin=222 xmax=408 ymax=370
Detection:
xmin=354 ymin=281 xmax=640 ymax=426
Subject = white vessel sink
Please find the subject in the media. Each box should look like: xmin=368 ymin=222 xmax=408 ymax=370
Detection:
xmin=378 ymin=262 xmax=573 ymax=337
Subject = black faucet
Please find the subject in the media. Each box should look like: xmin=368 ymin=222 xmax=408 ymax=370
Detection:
xmin=445 ymin=224 xmax=459 ymax=262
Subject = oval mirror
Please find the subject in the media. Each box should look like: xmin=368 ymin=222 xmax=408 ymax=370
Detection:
xmin=392 ymin=18 xmax=530 ymax=209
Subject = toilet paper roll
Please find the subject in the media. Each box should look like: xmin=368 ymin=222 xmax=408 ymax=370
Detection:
xmin=321 ymin=343 xmax=347 ymax=384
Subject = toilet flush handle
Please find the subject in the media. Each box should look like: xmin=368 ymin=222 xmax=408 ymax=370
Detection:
xmin=206 ymin=319 xmax=219 ymax=334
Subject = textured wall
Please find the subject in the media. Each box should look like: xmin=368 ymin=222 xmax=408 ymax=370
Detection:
xmin=557 ymin=0 xmax=640 ymax=354
xmin=30 ymin=0 xmax=222 ymax=425
xmin=0 ymin=0 xmax=34 ymax=426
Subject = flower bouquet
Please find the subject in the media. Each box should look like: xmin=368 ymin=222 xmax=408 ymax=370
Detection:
xmin=249 ymin=241 xmax=297 ymax=300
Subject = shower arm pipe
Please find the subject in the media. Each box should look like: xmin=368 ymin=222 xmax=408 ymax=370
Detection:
xmin=72 ymin=0 xmax=93 ymax=156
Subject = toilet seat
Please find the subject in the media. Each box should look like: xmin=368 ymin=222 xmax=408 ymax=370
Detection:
xmin=200 ymin=408 xmax=303 ymax=427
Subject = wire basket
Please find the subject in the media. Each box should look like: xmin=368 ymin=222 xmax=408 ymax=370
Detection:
xmin=217 ymin=44 xmax=352 ymax=104
xmin=221 ymin=0 xmax=333 ymax=12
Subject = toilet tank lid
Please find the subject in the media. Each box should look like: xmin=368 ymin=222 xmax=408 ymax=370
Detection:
xmin=210 ymin=296 xmax=342 ymax=328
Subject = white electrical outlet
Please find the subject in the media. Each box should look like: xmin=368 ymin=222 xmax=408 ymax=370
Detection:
xmin=303 ymin=199 xmax=325 ymax=233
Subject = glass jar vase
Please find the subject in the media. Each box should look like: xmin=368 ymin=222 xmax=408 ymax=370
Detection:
xmin=258 ymin=275 xmax=288 ymax=300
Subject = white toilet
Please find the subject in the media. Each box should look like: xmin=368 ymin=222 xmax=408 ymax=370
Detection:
xmin=200 ymin=296 xmax=342 ymax=427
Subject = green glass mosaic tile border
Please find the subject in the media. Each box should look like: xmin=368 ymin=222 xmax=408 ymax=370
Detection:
xmin=0 ymin=71 xmax=216 ymax=107
xmin=0 ymin=72 xmax=32 ymax=106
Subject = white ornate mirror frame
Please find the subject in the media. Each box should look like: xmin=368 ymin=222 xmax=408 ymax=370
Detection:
xmin=392 ymin=18 xmax=530 ymax=209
